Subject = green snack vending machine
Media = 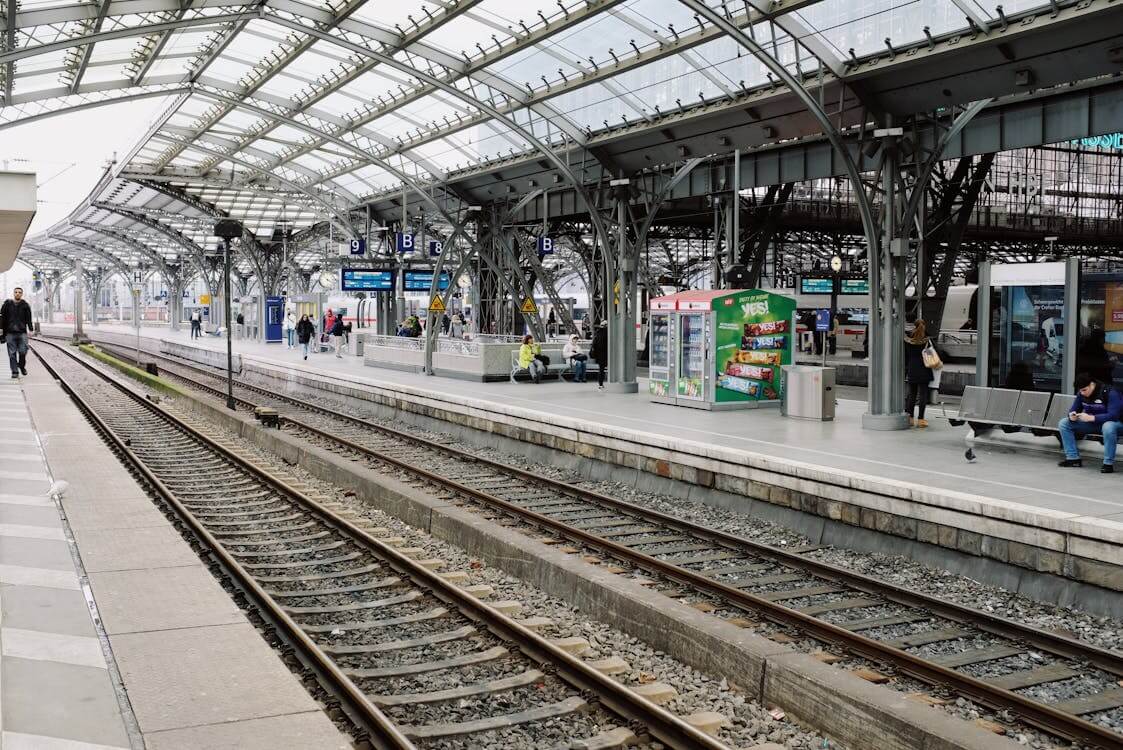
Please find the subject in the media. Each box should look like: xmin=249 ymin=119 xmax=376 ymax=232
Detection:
xmin=648 ymin=289 xmax=796 ymax=410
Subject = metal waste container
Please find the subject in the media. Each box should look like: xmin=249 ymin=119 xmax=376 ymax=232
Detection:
xmin=781 ymin=366 xmax=836 ymax=421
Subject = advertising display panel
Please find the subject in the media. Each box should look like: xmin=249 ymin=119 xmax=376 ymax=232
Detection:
xmin=713 ymin=290 xmax=795 ymax=404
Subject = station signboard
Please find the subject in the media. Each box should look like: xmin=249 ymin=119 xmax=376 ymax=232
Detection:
xmin=341 ymin=268 xmax=394 ymax=291
xmin=403 ymin=271 xmax=451 ymax=291
xmin=799 ymin=276 xmax=833 ymax=294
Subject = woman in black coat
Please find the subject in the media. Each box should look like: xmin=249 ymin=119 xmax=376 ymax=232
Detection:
xmin=296 ymin=315 xmax=316 ymax=360
xmin=904 ymin=319 xmax=934 ymax=427
xmin=590 ymin=323 xmax=608 ymax=389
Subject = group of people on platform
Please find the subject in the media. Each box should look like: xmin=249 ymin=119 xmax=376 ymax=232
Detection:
xmin=517 ymin=322 xmax=607 ymax=387
xmin=904 ymin=318 xmax=1119 ymax=472
xmin=279 ymin=309 xmax=347 ymax=360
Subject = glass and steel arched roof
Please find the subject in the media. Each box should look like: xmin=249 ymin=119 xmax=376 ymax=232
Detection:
xmin=2 ymin=0 xmax=1109 ymax=277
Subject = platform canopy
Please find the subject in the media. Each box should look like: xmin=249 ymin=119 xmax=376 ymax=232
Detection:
xmin=3 ymin=0 xmax=1120 ymax=279
xmin=0 ymin=171 xmax=36 ymax=272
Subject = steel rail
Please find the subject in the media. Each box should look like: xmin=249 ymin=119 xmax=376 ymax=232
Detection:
xmin=33 ymin=338 xmax=727 ymax=750
xmin=95 ymin=341 xmax=1123 ymax=750
xmin=30 ymin=341 xmax=417 ymax=750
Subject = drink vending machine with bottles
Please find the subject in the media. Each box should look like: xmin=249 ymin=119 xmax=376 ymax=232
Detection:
xmin=648 ymin=289 xmax=796 ymax=410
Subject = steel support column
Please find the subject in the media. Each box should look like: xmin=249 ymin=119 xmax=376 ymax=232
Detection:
xmin=606 ymin=189 xmax=638 ymax=393
xmin=1063 ymin=257 xmax=1080 ymax=391
xmin=863 ymin=127 xmax=910 ymax=430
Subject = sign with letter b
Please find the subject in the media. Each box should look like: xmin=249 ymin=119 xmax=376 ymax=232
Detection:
xmin=395 ymin=232 xmax=415 ymax=254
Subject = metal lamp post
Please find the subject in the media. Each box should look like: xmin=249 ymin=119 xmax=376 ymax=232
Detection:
xmin=213 ymin=219 xmax=243 ymax=410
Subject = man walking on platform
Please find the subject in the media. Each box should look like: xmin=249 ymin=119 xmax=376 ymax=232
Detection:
xmin=1058 ymin=372 xmax=1121 ymax=473
xmin=1 ymin=287 xmax=34 ymax=379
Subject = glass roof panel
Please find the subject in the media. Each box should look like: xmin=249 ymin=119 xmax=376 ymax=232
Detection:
xmin=792 ymin=0 xmax=984 ymax=60
xmin=351 ymin=2 xmax=445 ymax=34
xmin=420 ymin=14 xmax=512 ymax=57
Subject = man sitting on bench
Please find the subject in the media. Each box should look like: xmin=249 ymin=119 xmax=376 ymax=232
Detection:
xmin=1058 ymin=372 xmax=1121 ymax=473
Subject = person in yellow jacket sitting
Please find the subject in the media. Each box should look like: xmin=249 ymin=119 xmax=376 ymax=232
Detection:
xmin=518 ymin=334 xmax=547 ymax=383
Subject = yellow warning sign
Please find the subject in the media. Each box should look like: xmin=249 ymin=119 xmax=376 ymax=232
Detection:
xmin=520 ymin=297 xmax=538 ymax=314
xmin=428 ymin=296 xmax=446 ymax=312
xmin=199 ymin=294 xmax=212 ymax=304
xmin=613 ymin=279 xmax=620 ymax=305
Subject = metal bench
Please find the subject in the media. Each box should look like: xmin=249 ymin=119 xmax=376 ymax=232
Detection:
xmin=950 ymin=387 xmax=1097 ymax=441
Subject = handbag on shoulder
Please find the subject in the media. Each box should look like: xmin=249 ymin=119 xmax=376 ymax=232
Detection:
xmin=921 ymin=339 xmax=943 ymax=370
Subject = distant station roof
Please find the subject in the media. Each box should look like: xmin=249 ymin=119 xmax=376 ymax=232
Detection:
xmin=4 ymin=0 xmax=1121 ymax=275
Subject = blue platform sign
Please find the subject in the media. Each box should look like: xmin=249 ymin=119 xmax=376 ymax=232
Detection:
xmin=341 ymin=269 xmax=394 ymax=292
xmin=395 ymin=232 xmax=415 ymax=254
xmin=349 ymin=238 xmax=366 ymax=255
xmin=536 ymin=236 xmax=554 ymax=255
xmin=815 ymin=309 xmax=831 ymax=332
xmin=403 ymin=271 xmax=451 ymax=291
xmin=265 ymin=296 xmax=284 ymax=343
xmin=428 ymin=239 xmax=442 ymax=257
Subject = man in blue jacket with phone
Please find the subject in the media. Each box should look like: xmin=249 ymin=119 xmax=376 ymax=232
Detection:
xmin=1058 ymin=372 xmax=1121 ymax=473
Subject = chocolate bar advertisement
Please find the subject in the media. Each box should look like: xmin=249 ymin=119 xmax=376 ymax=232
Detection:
xmin=713 ymin=290 xmax=795 ymax=403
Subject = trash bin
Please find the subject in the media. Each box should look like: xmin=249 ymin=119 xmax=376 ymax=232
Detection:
xmin=781 ymin=365 xmax=836 ymax=421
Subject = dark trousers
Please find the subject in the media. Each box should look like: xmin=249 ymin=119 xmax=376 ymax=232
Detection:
xmin=190 ymin=321 xmax=201 ymax=339
xmin=6 ymin=332 xmax=28 ymax=375
xmin=596 ymin=360 xmax=606 ymax=386
xmin=905 ymin=381 xmax=927 ymax=419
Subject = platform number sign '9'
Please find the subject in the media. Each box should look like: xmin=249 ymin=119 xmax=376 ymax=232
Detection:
xmin=395 ymin=232 xmax=415 ymax=254
xmin=349 ymin=238 xmax=366 ymax=255
xmin=536 ymin=236 xmax=554 ymax=255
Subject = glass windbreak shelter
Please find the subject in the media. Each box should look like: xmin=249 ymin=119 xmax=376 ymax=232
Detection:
xmin=978 ymin=261 xmax=1077 ymax=394
xmin=1076 ymin=272 xmax=1123 ymax=386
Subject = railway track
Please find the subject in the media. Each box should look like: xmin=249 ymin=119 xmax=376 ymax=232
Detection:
xmin=87 ymin=341 xmax=1123 ymax=749
xmin=32 ymin=339 xmax=728 ymax=750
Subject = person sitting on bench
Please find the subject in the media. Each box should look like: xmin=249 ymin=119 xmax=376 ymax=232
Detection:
xmin=1058 ymin=372 xmax=1121 ymax=473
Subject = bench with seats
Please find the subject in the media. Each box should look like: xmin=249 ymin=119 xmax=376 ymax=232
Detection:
xmin=949 ymin=386 xmax=1097 ymax=441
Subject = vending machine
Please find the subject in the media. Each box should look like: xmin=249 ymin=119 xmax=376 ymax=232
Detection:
xmin=648 ymin=300 xmax=676 ymax=403
xmin=647 ymin=289 xmax=796 ymax=410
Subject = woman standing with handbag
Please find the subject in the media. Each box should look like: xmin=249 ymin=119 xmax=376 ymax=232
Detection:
xmin=904 ymin=320 xmax=939 ymax=427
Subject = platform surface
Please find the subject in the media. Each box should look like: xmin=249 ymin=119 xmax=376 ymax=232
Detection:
xmin=10 ymin=347 xmax=350 ymax=750
xmin=52 ymin=322 xmax=1123 ymax=532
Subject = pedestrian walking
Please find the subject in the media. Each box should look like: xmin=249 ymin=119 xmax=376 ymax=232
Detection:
xmin=0 ymin=287 xmax=33 ymax=379
xmin=330 ymin=315 xmax=345 ymax=358
xmin=235 ymin=311 xmax=245 ymax=339
xmin=282 ymin=310 xmax=296 ymax=348
xmin=903 ymin=320 xmax=935 ymax=427
xmin=591 ymin=321 xmax=608 ymax=389
xmin=296 ymin=314 xmax=315 ymax=360
xmin=189 ymin=309 xmax=202 ymax=339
